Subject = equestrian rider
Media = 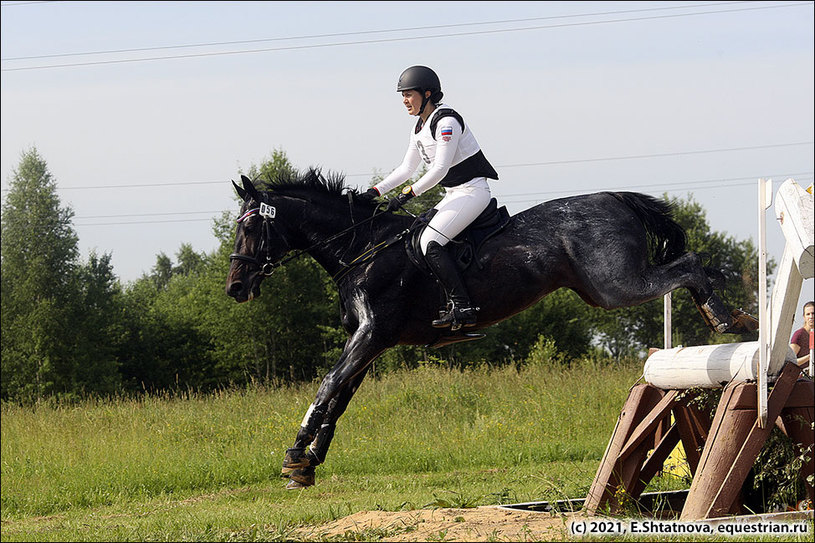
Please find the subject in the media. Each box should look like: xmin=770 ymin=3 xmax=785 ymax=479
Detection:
xmin=359 ymin=66 xmax=499 ymax=330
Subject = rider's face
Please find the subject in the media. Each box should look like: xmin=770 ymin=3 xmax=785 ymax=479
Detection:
xmin=401 ymin=90 xmax=428 ymax=116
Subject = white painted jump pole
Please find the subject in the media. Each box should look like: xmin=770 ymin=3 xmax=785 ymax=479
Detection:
xmin=757 ymin=178 xmax=772 ymax=427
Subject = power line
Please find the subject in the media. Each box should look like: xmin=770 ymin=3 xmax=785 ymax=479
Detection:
xmin=79 ymin=210 xmax=225 ymax=220
xmin=23 ymin=141 xmax=807 ymax=192
xmin=497 ymin=172 xmax=814 ymax=202
xmin=75 ymin=217 xmax=215 ymax=227
xmin=0 ymin=1 xmax=750 ymax=62
xmin=72 ymin=172 xmax=813 ymax=225
xmin=494 ymin=142 xmax=815 ymax=170
xmin=0 ymin=1 xmax=56 ymax=6
xmin=3 ymin=2 xmax=809 ymax=72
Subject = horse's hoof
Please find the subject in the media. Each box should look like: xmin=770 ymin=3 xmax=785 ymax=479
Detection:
xmin=283 ymin=466 xmax=315 ymax=489
xmin=725 ymin=309 xmax=759 ymax=334
xmin=697 ymin=295 xmax=732 ymax=333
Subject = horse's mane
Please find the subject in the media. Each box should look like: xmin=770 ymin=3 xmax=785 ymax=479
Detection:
xmin=259 ymin=168 xmax=352 ymax=198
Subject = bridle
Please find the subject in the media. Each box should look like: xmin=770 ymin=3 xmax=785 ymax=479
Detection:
xmin=229 ymin=194 xmax=393 ymax=277
xmin=229 ymin=201 xmax=292 ymax=276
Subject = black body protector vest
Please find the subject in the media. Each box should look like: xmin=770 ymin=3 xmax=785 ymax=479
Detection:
xmin=420 ymin=109 xmax=499 ymax=188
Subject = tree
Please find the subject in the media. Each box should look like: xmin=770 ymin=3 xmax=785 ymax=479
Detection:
xmin=67 ymin=251 xmax=123 ymax=395
xmin=1 ymin=147 xmax=80 ymax=400
xmin=173 ymin=243 xmax=205 ymax=276
xmin=1 ymin=148 xmax=125 ymax=401
xmin=149 ymin=252 xmax=173 ymax=289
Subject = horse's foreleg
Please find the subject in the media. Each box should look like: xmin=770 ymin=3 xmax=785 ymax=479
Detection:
xmin=282 ymin=323 xmax=390 ymax=488
xmin=282 ymin=367 xmax=370 ymax=488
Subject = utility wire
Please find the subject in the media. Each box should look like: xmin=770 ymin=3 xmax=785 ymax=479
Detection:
xmin=2 ymin=2 xmax=809 ymax=71
xmin=14 ymin=141 xmax=806 ymax=192
xmin=0 ymin=1 xmax=751 ymax=62
xmin=72 ymin=172 xmax=813 ymax=225
xmin=0 ymin=1 xmax=56 ymax=6
xmin=497 ymin=173 xmax=814 ymax=202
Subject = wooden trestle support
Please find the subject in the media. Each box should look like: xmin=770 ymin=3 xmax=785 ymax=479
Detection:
xmin=584 ymin=362 xmax=814 ymax=519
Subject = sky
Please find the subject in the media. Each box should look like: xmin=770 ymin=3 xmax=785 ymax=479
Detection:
xmin=1 ymin=0 xmax=813 ymax=330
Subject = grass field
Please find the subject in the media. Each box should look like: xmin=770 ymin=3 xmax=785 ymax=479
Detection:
xmin=1 ymin=360 xmax=810 ymax=541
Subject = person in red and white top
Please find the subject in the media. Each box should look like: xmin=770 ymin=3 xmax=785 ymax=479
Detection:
xmin=360 ymin=66 xmax=499 ymax=330
xmin=790 ymin=300 xmax=814 ymax=368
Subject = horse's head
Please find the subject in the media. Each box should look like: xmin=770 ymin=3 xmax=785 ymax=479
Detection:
xmin=225 ymin=175 xmax=293 ymax=302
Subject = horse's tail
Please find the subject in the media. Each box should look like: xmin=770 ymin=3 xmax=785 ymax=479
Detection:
xmin=612 ymin=192 xmax=687 ymax=265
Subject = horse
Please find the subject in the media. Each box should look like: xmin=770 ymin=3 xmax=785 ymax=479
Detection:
xmin=225 ymin=168 xmax=756 ymax=489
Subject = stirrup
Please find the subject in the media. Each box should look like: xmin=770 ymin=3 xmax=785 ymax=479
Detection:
xmin=432 ymin=306 xmax=479 ymax=331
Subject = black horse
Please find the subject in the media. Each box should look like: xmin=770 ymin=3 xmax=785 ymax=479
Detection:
xmin=225 ymin=169 xmax=755 ymax=489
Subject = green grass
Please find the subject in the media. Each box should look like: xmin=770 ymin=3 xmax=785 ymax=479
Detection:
xmin=3 ymin=360 xmax=807 ymax=541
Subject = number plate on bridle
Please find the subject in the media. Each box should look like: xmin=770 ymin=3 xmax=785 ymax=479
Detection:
xmin=259 ymin=202 xmax=276 ymax=219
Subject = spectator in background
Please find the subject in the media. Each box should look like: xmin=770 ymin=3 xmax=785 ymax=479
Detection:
xmin=790 ymin=300 xmax=814 ymax=367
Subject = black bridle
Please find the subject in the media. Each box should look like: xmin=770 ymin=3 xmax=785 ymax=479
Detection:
xmin=229 ymin=201 xmax=293 ymax=276
xmin=229 ymin=195 xmax=395 ymax=277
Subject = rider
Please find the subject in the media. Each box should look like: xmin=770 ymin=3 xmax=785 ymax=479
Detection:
xmin=359 ymin=65 xmax=499 ymax=330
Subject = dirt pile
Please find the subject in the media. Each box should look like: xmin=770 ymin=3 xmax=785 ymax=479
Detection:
xmin=295 ymin=506 xmax=581 ymax=541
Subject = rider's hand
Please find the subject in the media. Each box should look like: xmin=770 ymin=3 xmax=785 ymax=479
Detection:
xmin=358 ymin=187 xmax=380 ymax=203
xmin=387 ymin=186 xmax=415 ymax=212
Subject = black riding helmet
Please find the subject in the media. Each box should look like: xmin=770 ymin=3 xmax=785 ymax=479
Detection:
xmin=397 ymin=65 xmax=444 ymax=116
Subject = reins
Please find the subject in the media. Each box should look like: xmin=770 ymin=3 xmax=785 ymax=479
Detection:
xmin=331 ymin=222 xmax=417 ymax=283
xmin=281 ymin=206 xmax=389 ymax=272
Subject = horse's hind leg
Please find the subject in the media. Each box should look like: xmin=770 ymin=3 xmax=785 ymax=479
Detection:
xmin=641 ymin=254 xmax=757 ymax=334
xmin=641 ymin=254 xmax=757 ymax=333
xmin=581 ymin=252 xmax=709 ymax=307
xmin=584 ymin=252 xmax=756 ymax=334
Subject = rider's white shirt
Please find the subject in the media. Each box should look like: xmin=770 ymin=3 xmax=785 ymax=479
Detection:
xmin=375 ymin=103 xmax=484 ymax=196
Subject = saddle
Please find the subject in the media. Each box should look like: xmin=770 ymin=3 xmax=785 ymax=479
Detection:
xmin=405 ymin=198 xmax=512 ymax=274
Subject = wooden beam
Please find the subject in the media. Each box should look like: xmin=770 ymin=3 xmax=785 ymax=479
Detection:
xmin=617 ymin=390 xmax=679 ymax=462
xmin=680 ymin=363 xmax=800 ymax=520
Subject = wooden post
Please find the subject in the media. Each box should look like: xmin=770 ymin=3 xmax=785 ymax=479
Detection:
xmin=584 ymin=385 xmax=667 ymax=514
xmin=584 ymin=366 xmax=812 ymax=519
xmin=679 ymin=362 xmax=801 ymax=520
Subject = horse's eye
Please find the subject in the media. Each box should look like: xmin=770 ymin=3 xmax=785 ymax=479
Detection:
xmin=242 ymin=217 xmax=258 ymax=231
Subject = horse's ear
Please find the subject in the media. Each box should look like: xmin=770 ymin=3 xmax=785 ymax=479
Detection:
xmin=232 ymin=179 xmax=247 ymax=200
xmin=240 ymin=175 xmax=260 ymax=201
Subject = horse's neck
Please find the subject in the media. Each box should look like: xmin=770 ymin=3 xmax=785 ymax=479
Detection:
xmin=299 ymin=201 xmax=404 ymax=278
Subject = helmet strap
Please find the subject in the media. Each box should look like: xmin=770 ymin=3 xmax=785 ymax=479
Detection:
xmin=417 ymin=90 xmax=431 ymax=117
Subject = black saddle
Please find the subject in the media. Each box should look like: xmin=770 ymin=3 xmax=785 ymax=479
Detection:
xmin=405 ymin=198 xmax=512 ymax=273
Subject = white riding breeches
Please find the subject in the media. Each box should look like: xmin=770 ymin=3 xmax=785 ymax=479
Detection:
xmin=419 ymin=177 xmax=492 ymax=255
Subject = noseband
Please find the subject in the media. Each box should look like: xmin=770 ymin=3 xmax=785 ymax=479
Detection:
xmin=229 ymin=202 xmax=290 ymax=276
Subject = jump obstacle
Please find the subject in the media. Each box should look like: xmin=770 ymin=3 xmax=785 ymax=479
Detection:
xmin=583 ymin=178 xmax=814 ymax=520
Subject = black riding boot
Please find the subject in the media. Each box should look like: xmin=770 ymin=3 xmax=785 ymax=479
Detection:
xmin=424 ymin=241 xmax=478 ymax=331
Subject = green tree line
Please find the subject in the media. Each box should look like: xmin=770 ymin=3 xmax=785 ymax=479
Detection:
xmin=1 ymin=147 xmax=763 ymax=403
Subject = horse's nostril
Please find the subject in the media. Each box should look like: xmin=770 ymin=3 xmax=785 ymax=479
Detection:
xmin=228 ymin=281 xmax=243 ymax=295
